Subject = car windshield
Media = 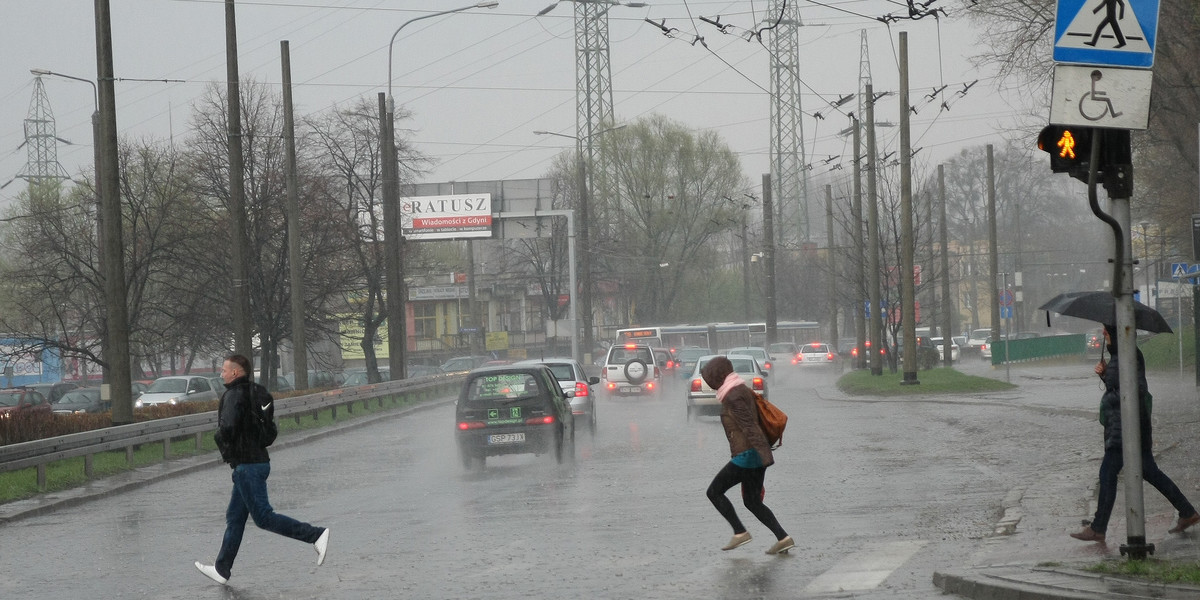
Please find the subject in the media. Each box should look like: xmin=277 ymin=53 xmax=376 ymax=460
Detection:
xmin=0 ymin=392 xmax=21 ymax=407
xmin=466 ymin=372 xmax=542 ymax=402
xmin=729 ymin=356 xmax=759 ymax=374
xmin=146 ymin=379 xmax=187 ymax=393
xmin=541 ymin=364 xmax=576 ymax=381
xmin=58 ymin=390 xmax=98 ymax=404
xmin=728 ymin=348 xmax=766 ymax=359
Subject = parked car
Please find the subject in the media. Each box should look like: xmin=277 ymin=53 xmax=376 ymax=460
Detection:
xmin=406 ymin=364 xmax=441 ymax=378
xmin=0 ymin=388 xmax=52 ymax=417
xmin=440 ymin=355 xmax=491 ymax=373
xmin=262 ymin=375 xmax=294 ymax=393
xmin=342 ymin=368 xmax=391 ymax=387
xmin=20 ymin=382 xmax=78 ymax=405
xmin=601 ymin=343 xmax=662 ymax=396
xmin=517 ymin=358 xmax=599 ymax=435
xmin=454 ymin=365 xmax=575 ymax=470
xmin=836 ymin=337 xmax=859 ymax=360
xmin=895 ymin=336 xmax=941 ymax=370
xmin=850 ymin=339 xmax=886 ymax=366
xmin=208 ymin=377 xmax=226 ymax=397
xmin=286 ymin=370 xmax=338 ymax=389
xmin=769 ymin=342 xmax=801 ymax=366
xmin=52 ymin=387 xmax=107 ymax=414
xmin=135 ymin=375 xmax=219 ymax=408
xmin=685 ymin=354 xmax=769 ymax=420
xmin=930 ymin=336 xmax=960 ymax=362
xmin=797 ymin=342 xmax=837 ymax=368
xmin=726 ymin=346 xmax=774 ymax=371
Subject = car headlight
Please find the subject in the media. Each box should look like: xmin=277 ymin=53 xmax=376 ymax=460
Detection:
xmin=134 ymin=399 xmax=143 ymax=408
xmin=168 ymin=398 xmax=178 ymax=405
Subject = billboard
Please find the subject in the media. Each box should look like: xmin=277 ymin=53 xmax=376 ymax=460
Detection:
xmin=400 ymin=193 xmax=493 ymax=240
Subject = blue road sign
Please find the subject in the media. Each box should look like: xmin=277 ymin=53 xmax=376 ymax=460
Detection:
xmin=1054 ymin=0 xmax=1160 ymax=68
xmin=1000 ymin=305 xmax=1013 ymax=320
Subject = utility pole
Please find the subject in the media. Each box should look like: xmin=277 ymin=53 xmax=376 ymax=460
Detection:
xmin=280 ymin=41 xmax=308 ymax=390
xmin=852 ymin=116 xmax=866 ymax=369
xmin=94 ymin=0 xmax=133 ymax=424
xmin=826 ymin=185 xmax=838 ymax=346
xmin=378 ymin=93 xmax=406 ymax=380
xmin=987 ymin=144 xmax=1001 ymax=349
xmin=225 ymin=0 xmax=253 ymax=362
xmin=939 ymin=165 xmax=953 ymax=365
xmin=763 ymin=173 xmax=778 ymax=344
xmin=865 ymin=84 xmax=883 ymax=376
xmin=898 ymin=32 xmax=918 ymax=384
xmin=742 ymin=211 xmax=751 ymax=322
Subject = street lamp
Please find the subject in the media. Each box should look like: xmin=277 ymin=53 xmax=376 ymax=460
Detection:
xmin=534 ymin=124 xmax=625 ymax=363
xmin=382 ymin=2 xmax=497 ymax=378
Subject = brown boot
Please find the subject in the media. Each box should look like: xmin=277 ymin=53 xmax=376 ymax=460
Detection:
xmin=1169 ymin=513 xmax=1200 ymax=534
xmin=1069 ymin=526 xmax=1106 ymax=542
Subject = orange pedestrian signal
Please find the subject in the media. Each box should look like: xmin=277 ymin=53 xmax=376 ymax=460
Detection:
xmin=1037 ymin=125 xmax=1092 ymax=181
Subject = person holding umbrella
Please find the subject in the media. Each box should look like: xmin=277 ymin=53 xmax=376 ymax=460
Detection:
xmin=1069 ymin=324 xmax=1200 ymax=542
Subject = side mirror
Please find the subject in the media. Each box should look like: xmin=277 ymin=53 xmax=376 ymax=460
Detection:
xmin=761 ymin=371 xmax=769 ymax=379
xmin=588 ymin=376 xmax=599 ymax=385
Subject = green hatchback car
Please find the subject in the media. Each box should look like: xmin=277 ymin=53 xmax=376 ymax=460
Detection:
xmin=454 ymin=365 xmax=575 ymax=470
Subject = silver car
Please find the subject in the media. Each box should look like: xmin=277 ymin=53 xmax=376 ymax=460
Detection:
xmin=726 ymin=346 xmax=776 ymax=373
xmin=684 ymin=354 xmax=769 ymax=420
xmin=517 ymin=358 xmax=599 ymax=435
xmin=797 ymin=342 xmax=837 ymax=368
xmin=135 ymin=375 xmax=219 ymax=408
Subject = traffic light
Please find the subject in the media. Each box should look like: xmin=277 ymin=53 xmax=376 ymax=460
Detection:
xmin=1038 ymin=125 xmax=1092 ymax=180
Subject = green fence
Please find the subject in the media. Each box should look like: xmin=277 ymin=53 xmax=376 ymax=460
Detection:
xmin=991 ymin=334 xmax=1085 ymax=365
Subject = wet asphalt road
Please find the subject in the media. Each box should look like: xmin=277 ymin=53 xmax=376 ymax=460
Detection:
xmin=0 ymin=357 xmax=1114 ymax=599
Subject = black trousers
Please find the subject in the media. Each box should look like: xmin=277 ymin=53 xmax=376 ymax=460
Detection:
xmin=707 ymin=461 xmax=788 ymax=540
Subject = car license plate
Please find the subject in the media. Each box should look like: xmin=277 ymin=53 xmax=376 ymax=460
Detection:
xmin=619 ymin=386 xmax=638 ymax=393
xmin=487 ymin=433 xmax=525 ymax=445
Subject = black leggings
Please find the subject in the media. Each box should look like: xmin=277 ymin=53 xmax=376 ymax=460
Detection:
xmin=707 ymin=461 xmax=788 ymax=540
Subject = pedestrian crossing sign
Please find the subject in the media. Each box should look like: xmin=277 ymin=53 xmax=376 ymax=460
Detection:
xmin=1054 ymin=0 xmax=1160 ymax=68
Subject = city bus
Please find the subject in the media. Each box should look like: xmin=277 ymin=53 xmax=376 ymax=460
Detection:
xmin=615 ymin=321 xmax=821 ymax=353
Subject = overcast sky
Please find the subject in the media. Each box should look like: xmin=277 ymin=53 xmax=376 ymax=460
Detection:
xmin=0 ymin=0 xmax=1034 ymax=208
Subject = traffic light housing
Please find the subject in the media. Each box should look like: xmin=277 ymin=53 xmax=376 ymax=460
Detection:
xmin=1038 ymin=125 xmax=1092 ymax=180
xmin=1037 ymin=126 xmax=1132 ymax=197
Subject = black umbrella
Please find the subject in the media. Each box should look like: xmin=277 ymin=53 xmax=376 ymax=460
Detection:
xmin=1039 ymin=291 xmax=1172 ymax=333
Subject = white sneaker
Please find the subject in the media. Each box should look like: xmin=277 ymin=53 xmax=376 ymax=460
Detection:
xmin=194 ymin=561 xmax=227 ymax=585
xmin=314 ymin=528 xmax=330 ymax=566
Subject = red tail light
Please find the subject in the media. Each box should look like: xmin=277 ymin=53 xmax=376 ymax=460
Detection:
xmin=574 ymin=382 xmax=589 ymax=397
xmin=826 ymin=353 xmax=834 ymax=360
xmin=525 ymin=415 xmax=556 ymax=425
xmin=457 ymin=422 xmax=486 ymax=430
xmin=851 ymin=348 xmax=859 ymax=358
xmin=645 ymin=381 xmax=656 ymax=391
xmin=624 ymin=343 xmax=637 ymax=349
xmin=763 ymin=361 xmax=772 ymax=370
xmin=606 ymin=382 xmax=616 ymax=390
xmin=751 ymin=377 xmax=764 ymax=390
xmin=690 ymin=378 xmax=703 ymax=392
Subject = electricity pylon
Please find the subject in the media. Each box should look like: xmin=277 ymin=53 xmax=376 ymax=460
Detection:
xmin=17 ymin=77 xmax=72 ymax=185
xmin=766 ymin=0 xmax=808 ymax=243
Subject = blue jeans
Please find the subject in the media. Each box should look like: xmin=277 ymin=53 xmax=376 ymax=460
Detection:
xmin=214 ymin=462 xmax=323 ymax=578
xmin=1091 ymin=445 xmax=1197 ymax=534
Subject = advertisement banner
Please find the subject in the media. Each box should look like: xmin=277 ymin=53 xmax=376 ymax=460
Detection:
xmin=400 ymin=193 xmax=493 ymax=240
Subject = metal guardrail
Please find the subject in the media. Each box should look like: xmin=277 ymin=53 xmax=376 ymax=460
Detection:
xmin=0 ymin=373 xmax=466 ymax=490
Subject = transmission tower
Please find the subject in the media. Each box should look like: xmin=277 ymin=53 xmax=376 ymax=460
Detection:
xmin=766 ymin=0 xmax=808 ymax=243
xmin=857 ymin=29 xmax=873 ymax=144
xmin=17 ymin=77 xmax=72 ymax=185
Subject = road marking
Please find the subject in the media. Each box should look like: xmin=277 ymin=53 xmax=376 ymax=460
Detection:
xmin=803 ymin=540 xmax=927 ymax=594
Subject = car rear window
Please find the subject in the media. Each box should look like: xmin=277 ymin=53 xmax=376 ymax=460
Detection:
xmin=542 ymin=364 xmax=575 ymax=381
xmin=804 ymin=344 xmax=829 ymax=353
xmin=466 ymin=373 xmax=542 ymax=402
xmin=729 ymin=357 xmax=758 ymax=374
xmin=609 ymin=348 xmax=652 ymax=364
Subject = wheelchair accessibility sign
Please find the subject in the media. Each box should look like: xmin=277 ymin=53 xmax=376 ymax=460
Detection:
xmin=1049 ymin=64 xmax=1152 ymax=129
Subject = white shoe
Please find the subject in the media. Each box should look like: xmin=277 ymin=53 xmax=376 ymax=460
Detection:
xmin=721 ymin=532 xmax=752 ymax=551
xmin=194 ymin=561 xmax=227 ymax=585
xmin=314 ymin=528 xmax=330 ymax=566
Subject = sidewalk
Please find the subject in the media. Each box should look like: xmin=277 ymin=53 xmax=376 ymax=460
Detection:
xmin=933 ymin=361 xmax=1200 ymax=599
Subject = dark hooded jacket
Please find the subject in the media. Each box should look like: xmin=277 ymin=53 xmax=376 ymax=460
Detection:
xmin=1099 ymin=339 xmax=1152 ymax=451
xmin=214 ymin=375 xmax=272 ymax=467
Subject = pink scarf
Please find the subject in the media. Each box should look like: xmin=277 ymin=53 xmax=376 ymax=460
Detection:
xmin=715 ymin=372 xmax=745 ymax=403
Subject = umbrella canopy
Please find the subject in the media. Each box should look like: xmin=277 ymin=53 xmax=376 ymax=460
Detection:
xmin=1039 ymin=291 xmax=1172 ymax=334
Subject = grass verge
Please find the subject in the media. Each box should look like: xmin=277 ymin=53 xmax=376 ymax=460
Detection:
xmin=1086 ymin=558 xmax=1200 ymax=585
xmin=0 ymin=392 xmax=425 ymax=505
xmin=836 ymin=367 xmax=1017 ymax=396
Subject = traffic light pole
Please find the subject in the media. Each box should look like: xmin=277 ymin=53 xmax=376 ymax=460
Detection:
xmin=1083 ymin=132 xmax=1151 ymax=560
